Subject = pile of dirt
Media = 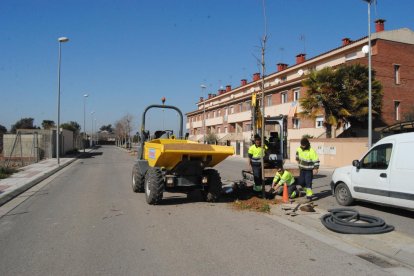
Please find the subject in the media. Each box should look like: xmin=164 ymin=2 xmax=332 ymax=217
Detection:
xmin=232 ymin=197 xmax=284 ymax=213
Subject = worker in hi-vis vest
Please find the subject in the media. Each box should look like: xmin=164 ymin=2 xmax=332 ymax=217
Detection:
xmin=269 ymin=165 xmax=298 ymax=199
xmin=248 ymin=134 xmax=268 ymax=192
xmin=296 ymin=137 xmax=320 ymax=200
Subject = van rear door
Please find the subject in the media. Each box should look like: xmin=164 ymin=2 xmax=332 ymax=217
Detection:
xmin=389 ymin=141 xmax=414 ymax=209
xmin=351 ymin=143 xmax=393 ymax=205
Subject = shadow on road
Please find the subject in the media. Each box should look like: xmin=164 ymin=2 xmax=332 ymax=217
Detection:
xmin=355 ymin=201 xmax=414 ymax=219
xmin=77 ymin=152 xmax=103 ymax=159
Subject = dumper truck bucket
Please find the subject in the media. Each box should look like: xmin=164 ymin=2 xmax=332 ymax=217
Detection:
xmin=144 ymin=139 xmax=234 ymax=170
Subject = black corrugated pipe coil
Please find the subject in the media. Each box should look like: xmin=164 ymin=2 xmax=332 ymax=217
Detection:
xmin=321 ymin=208 xmax=394 ymax=234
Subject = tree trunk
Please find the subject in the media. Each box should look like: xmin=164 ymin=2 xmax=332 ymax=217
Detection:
xmin=326 ymin=124 xmax=332 ymax=138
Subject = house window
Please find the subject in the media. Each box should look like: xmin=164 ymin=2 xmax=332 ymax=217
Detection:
xmin=316 ymin=116 xmax=324 ymax=128
xmin=244 ymin=124 xmax=251 ymax=132
xmin=394 ymin=101 xmax=400 ymax=121
xmin=293 ymin=118 xmax=300 ymax=129
xmin=293 ymin=88 xmax=300 ymax=102
xmin=394 ymin=64 xmax=400 ymax=85
xmin=224 ymin=127 xmax=228 ymax=134
xmin=245 ymin=101 xmax=251 ymax=110
xmin=217 ymin=127 xmax=220 ymax=133
xmin=230 ymin=106 xmax=234 ymax=114
xmin=239 ymin=103 xmax=243 ymax=112
xmin=217 ymin=109 xmax=221 ymax=116
xmin=281 ymin=92 xmax=288 ymax=104
xmin=266 ymin=95 xmax=272 ymax=106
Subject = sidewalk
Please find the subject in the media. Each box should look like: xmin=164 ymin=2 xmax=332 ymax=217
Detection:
xmin=270 ymin=202 xmax=414 ymax=273
xmin=0 ymin=152 xmax=88 ymax=206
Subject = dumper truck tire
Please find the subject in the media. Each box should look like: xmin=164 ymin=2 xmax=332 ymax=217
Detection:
xmin=144 ymin=167 xmax=164 ymax=205
xmin=132 ymin=164 xmax=145 ymax=193
xmin=202 ymin=169 xmax=222 ymax=202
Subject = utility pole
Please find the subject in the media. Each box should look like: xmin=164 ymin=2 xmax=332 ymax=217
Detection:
xmin=201 ymin=84 xmax=207 ymax=143
xmin=260 ymin=0 xmax=268 ymax=199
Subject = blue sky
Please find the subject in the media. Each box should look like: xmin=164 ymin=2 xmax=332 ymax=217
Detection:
xmin=1 ymin=0 xmax=413 ymax=134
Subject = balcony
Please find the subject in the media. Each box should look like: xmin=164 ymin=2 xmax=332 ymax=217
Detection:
xmin=205 ymin=116 xmax=223 ymax=126
xmin=228 ymin=110 xmax=251 ymax=123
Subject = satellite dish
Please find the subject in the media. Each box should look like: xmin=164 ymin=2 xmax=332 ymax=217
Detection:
xmin=298 ymin=69 xmax=304 ymax=76
xmin=362 ymin=45 xmax=369 ymax=54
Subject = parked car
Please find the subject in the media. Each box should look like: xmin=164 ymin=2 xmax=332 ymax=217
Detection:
xmin=331 ymin=132 xmax=414 ymax=210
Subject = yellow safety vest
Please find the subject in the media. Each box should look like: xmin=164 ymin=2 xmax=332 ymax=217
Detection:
xmin=273 ymin=170 xmax=295 ymax=186
xmin=296 ymin=147 xmax=320 ymax=170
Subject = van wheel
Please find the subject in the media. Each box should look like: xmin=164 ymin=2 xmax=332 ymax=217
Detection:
xmin=335 ymin=182 xmax=354 ymax=206
xmin=144 ymin=168 xmax=164 ymax=205
xmin=202 ymin=169 xmax=222 ymax=202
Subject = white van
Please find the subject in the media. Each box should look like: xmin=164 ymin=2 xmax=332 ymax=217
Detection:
xmin=331 ymin=132 xmax=414 ymax=210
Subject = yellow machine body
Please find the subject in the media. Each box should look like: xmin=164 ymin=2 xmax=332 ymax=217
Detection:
xmin=144 ymin=139 xmax=234 ymax=169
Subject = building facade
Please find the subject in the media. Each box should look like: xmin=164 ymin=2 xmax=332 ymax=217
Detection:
xmin=186 ymin=20 xmax=414 ymax=154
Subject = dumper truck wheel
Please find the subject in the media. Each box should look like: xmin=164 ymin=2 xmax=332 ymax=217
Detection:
xmin=144 ymin=167 xmax=164 ymax=205
xmin=132 ymin=164 xmax=145 ymax=193
xmin=202 ymin=169 xmax=222 ymax=202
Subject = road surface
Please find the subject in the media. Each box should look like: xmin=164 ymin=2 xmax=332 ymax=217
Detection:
xmin=0 ymin=146 xmax=398 ymax=275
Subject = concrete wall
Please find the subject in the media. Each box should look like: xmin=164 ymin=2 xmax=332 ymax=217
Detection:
xmin=2 ymin=129 xmax=75 ymax=159
xmin=289 ymin=138 xmax=369 ymax=168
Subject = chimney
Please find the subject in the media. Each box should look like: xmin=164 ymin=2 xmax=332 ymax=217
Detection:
xmin=208 ymin=93 xmax=212 ymax=99
xmin=296 ymin=53 xmax=306 ymax=64
xmin=220 ymin=89 xmax=226 ymax=95
xmin=375 ymin=19 xmax=385 ymax=32
xmin=342 ymin=38 xmax=352 ymax=46
xmin=241 ymin=79 xmax=247 ymax=86
xmin=277 ymin=63 xmax=288 ymax=72
xmin=226 ymin=85 xmax=231 ymax=92
xmin=199 ymin=97 xmax=203 ymax=102
xmin=253 ymin=72 xmax=261 ymax=81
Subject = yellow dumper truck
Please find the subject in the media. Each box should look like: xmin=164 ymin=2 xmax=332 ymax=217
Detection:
xmin=132 ymin=104 xmax=234 ymax=205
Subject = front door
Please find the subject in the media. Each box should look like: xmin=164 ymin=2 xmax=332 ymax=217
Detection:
xmin=351 ymin=143 xmax=393 ymax=205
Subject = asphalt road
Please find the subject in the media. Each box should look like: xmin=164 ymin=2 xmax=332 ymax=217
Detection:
xmin=0 ymin=146 xmax=392 ymax=275
xmin=217 ymin=156 xmax=414 ymax=237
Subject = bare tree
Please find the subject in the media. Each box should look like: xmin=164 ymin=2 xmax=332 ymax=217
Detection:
xmin=114 ymin=113 xmax=134 ymax=147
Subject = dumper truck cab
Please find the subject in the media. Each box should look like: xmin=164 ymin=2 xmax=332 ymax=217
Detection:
xmin=132 ymin=104 xmax=234 ymax=205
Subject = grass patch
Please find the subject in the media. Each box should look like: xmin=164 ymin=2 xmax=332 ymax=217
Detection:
xmin=0 ymin=167 xmax=17 ymax=179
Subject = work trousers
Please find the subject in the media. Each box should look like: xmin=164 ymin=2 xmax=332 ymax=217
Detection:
xmin=298 ymin=169 xmax=313 ymax=189
xmin=251 ymin=164 xmax=262 ymax=188
xmin=276 ymin=184 xmax=298 ymax=196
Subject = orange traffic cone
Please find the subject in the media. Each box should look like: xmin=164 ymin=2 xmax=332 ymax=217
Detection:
xmin=282 ymin=183 xmax=289 ymax=203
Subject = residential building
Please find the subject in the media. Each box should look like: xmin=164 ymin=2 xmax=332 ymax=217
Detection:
xmin=186 ymin=20 xmax=414 ymax=155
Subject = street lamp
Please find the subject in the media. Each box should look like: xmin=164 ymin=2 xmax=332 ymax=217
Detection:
xmin=363 ymin=0 xmax=373 ymax=148
xmin=83 ymin=94 xmax=88 ymax=152
xmin=56 ymin=36 xmax=69 ymax=165
xmin=201 ymin=84 xmax=207 ymax=143
xmin=94 ymin=119 xmax=98 ymax=145
xmin=90 ymin=111 xmax=95 ymax=147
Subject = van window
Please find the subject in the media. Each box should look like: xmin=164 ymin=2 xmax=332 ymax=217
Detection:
xmin=361 ymin=143 xmax=393 ymax=170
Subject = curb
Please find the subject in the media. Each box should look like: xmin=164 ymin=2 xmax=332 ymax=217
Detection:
xmin=0 ymin=152 xmax=88 ymax=207
xmin=270 ymin=204 xmax=414 ymax=272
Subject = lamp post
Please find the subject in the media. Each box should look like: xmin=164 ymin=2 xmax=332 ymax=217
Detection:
xmin=83 ymin=94 xmax=88 ymax=152
xmin=56 ymin=36 xmax=69 ymax=165
xmin=363 ymin=0 xmax=373 ymax=148
xmin=201 ymin=84 xmax=207 ymax=143
xmin=94 ymin=119 xmax=98 ymax=145
xmin=90 ymin=111 xmax=95 ymax=147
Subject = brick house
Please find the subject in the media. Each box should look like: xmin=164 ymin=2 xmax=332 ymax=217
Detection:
xmin=186 ymin=20 xmax=414 ymax=155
